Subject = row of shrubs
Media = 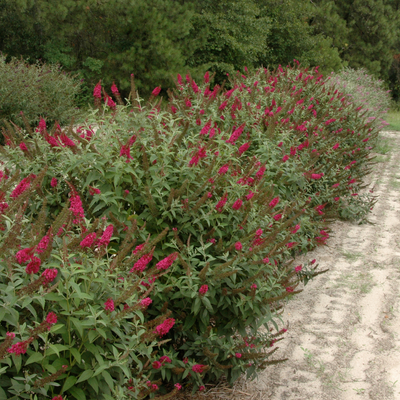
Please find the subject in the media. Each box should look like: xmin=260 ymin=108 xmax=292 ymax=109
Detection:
xmin=0 ymin=62 xmax=386 ymax=399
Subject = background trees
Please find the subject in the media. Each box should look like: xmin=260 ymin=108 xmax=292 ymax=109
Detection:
xmin=0 ymin=0 xmax=399 ymax=101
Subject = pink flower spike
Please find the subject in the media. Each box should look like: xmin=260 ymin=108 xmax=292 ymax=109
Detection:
xmin=232 ymin=199 xmax=243 ymax=210
xmin=50 ymin=177 xmax=58 ymax=188
xmin=131 ymin=252 xmax=153 ymax=273
xmin=192 ymin=364 xmax=206 ymax=373
xmin=152 ymin=86 xmax=161 ymax=96
xmin=111 ymin=82 xmax=120 ymax=95
xmin=80 ymin=232 xmax=96 ymax=248
xmin=141 ymin=297 xmax=152 ymax=308
xmin=15 ymin=247 xmax=35 ymax=264
xmin=199 ymin=285 xmax=208 ymax=295
xmin=26 ymin=256 xmax=41 ymax=274
xmin=98 ymin=225 xmax=114 ymax=247
xmin=93 ymin=82 xmax=102 ymax=99
xmin=104 ymin=298 xmax=115 ymax=312
xmin=19 ymin=142 xmax=28 ymax=152
xmin=69 ymin=193 xmax=85 ymax=224
xmin=152 ymin=361 xmax=162 ymax=369
xmin=42 ymin=268 xmax=58 ymax=283
xmin=10 ymin=177 xmax=31 ymax=199
xmin=235 ymin=242 xmax=242 ymax=251
xmin=269 ymin=197 xmax=280 ymax=208
xmin=8 ymin=341 xmax=29 ymax=356
xmin=156 ymin=252 xmax=178 ymax=270
xmin=235 ymin=353 xmax=242 ymax=358
xmin=46 ymin=312 xmax=57 ymax=325
xmin=160 ymin=355 xmax=172 ymax=364
xmin=175 ymin=383 xmax=182 ymax=390
xmin=155 ymin=318 xmax=175 ymax=336
xmin=238 ymin=142 xmax=250 ymax=155
xmin=218 ymin=164 xmax=229 ymax=175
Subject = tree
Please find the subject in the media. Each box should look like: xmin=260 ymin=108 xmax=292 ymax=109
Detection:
xmin=185 ymin=0 xmax=270 ymax=82
xmin=312 ymin=0 xmax=400 ymax=78
xmin=257 ymin=0 xmax=343 ymax=73
xmin=0 ymin=0 xmax=196 ymax=98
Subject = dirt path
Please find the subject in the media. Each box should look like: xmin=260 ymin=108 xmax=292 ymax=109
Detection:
xmin=187 ymin=130 xmax=400 ymax=400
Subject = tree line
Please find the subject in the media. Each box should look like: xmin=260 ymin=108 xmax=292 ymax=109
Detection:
xmin=1 ymin=0 xmax=400 ymax=101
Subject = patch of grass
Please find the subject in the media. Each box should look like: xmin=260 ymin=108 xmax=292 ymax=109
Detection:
xmin=333 ymin=271 xmax=375 ymax=294
xmin=375 ymin=137 xmax=392 ymax=155
xmin=341 ymin=250 xmax=364 ymax=262
xmin=373 ymin=155 xmax=390 ymax=163
xmin=382 ymin=110 xmax=400 ymax=131
xmin=389 ymin=177 xmax=400 ymax=190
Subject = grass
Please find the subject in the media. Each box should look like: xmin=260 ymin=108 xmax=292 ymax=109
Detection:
xmin=375 ymin=137 xmax=392 ymax=155
xmin=341 ymin=250 xmax=363 ymax=262
xmin=332 ymin=270 xmax=375 ymax=294
xmin=382 ymin=110 xmax=400 ymax=131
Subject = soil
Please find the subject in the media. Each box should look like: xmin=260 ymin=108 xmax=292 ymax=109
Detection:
xmin=179 ymin=130 xmax=400 ymax=400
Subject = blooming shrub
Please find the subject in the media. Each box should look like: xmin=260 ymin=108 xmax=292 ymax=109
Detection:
xmin=330 ymin=67 xmax=391 ymax=126
xmin=0 ymin=55 xmax=81 ymax=129
xmin=0 ymin=65 xmax=379 ymax=393
xmin=0 ymin=171 xmax=183 ymax=399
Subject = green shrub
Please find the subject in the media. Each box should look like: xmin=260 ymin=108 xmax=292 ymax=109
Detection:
xmin=0 ymin=63 xmax=379 ymax=394
xmin=0 ymin=55 xmax=82 ymax=128
xmin=0 ymin=170 xmax=183 ymax=400
xmin=330 ymin=67 xmax=391 ymax=127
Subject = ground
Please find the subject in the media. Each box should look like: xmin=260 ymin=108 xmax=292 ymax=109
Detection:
xmin=178 ymin=129 xmax=400 ymax=400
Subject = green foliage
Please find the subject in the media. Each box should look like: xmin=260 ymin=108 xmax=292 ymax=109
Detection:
xmin=258 ymin=0 xmax=343 ymax=74
xmin=0 ymin=173 xmax=169 ymax=400
xmin=0 ymin=55 xmax=81 ymax=127
xmin=0 ymin=0 xmax=195 ymax=99
xmin=186 ymin=0 xmax=270 ymax=83
xmin=330 ymin=67 xmax=392 ymax=125
xmin=0 ymin=64 xmax=380 ymax=394
xmin=312 ymin=0 xmax=400 ymax=78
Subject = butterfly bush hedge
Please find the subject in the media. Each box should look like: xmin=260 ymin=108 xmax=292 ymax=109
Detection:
xmin=0 ymin=171 xmax=185 ymax=400
xmin=0 ymin=63 xmax=379 ymax=396
xmin=330 ymin=67 xmax=391 ymax=128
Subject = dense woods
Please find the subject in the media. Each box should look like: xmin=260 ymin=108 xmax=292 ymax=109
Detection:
xmin=1 ymin=0 xmax=400 ymax=100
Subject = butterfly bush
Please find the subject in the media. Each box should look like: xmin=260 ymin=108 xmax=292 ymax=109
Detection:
xmin=330 ymin=67 xmax=391 ymax=127
xmin=0 ymin=63 xmax=379 ymax=393
xmin=0 ymin=171 xmax=182 ymax=399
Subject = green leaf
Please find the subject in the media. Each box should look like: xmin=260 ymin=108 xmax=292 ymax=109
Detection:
xmin=61 ymin=376 xmax=77 ymax=393
xmin=11 ymin=353 xmax=21 ymax=373
xmin=68 ymin=386 xmax=86 ymax=400
xmin=88 ymin=330 xmax=98 ymax=343
xmin=76 ymin=369 xmax=93 ymax=383
xmin=183 ymin=314 xmax=196 ymax=330
xmin=25 ymin=352 xmax=43 ymax=365
xmin=48 ymin=344 xmax=69 ymax=357
xmin=93 ymin=364 xmax=109 ymax=377
xmin=101 ymin=370 xmax=114 ymax=389
xmin=70 ymin=348 xmax=81 ymax=364
xmin=192 ymin=297 xmax=201 ymax=316
xmin=87 ymin=377 xmax=99 ymax=394
xmin=201 ymin=297 xmax=213 ymax=312
xmin=0 ymin=385 xmax=7 ymax=400
xmin=70 ymin=318 xmax=83 ymax=338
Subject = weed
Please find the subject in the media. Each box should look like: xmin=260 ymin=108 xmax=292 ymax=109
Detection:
xmin=341 ymin=251 xmax=364 ymax=262
xmin=375 ymin=137 xmax=392 ymax=155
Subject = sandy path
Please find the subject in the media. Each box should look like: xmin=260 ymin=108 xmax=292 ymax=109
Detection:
xmin=184 ymin=130 xmax=400 ymax=400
